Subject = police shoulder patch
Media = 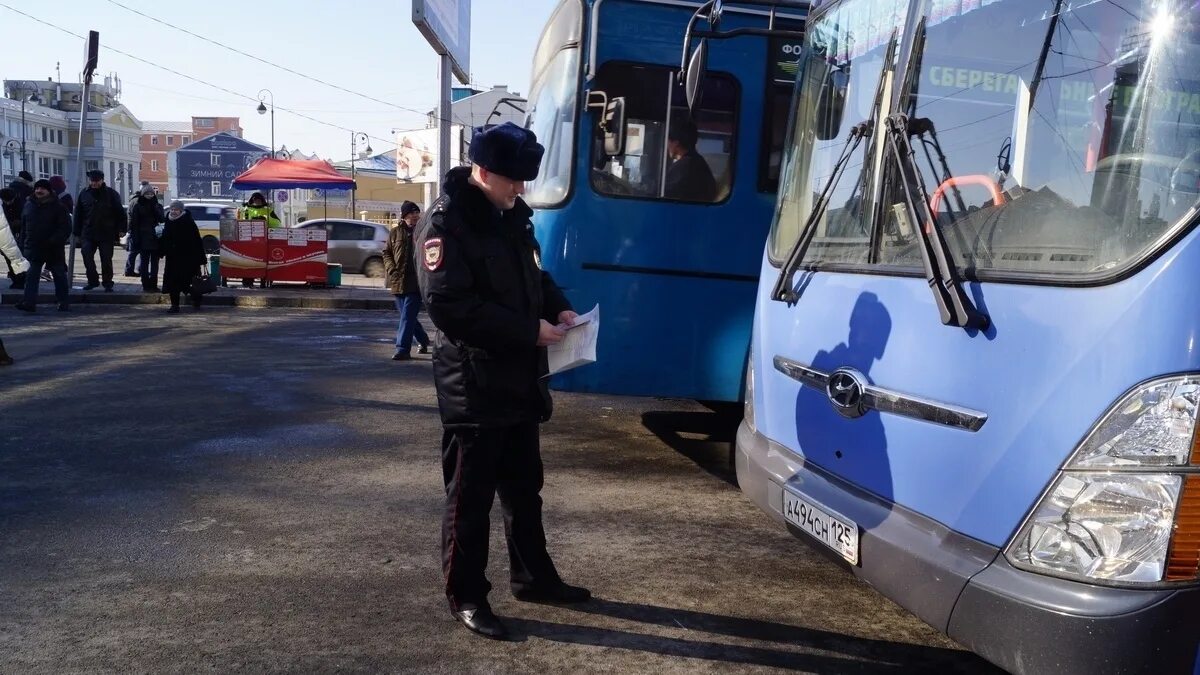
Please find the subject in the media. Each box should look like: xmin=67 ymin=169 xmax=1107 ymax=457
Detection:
xmin=423 ymin=237 xmax=444 ymax=271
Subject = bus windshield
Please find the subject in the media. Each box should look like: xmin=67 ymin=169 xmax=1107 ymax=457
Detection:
xmin=773 ymin=0 xmax=1200 ymax=281
xmin=524 ymin=0 xmax=582 ymax=208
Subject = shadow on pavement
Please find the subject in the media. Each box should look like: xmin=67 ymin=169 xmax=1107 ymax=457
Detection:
xmin=641 ymin=402 xmax=743 ymax=486
xmin=509 ymin=597 xmax=998 ymax=672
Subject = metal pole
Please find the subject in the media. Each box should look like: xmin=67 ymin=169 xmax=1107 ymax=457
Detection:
xmin=67 ymin=79 xmax=93 ymax=284
xmin=270 ymin=105 xmax=275 ymax=159
xmin=20 ymin=97 xmax=27 ymax=172
xmin=350 ymin=132 xmax=356 ymax=218
xmin=438 ymin=54 xmax=452 ymax=196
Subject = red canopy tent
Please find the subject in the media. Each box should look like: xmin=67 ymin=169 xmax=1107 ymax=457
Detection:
xmin=221 ymin=159 xmax=356 ymax=287
xmin=231 ymin=158 xmax=356 ymax=191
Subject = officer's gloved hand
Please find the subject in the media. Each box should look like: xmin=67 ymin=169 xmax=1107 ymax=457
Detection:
xmin=537 ymin=319 xmax=566 ymax=347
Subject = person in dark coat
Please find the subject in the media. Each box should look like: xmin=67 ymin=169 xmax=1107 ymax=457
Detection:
xmin=129 ymin=186 xmax=165 ymax=291
xmin=663 ymin=117 xmax=718 ymax=202
xmin=382 ymin=200 xmax=430 ymax=360
xmin=48 ymin=175 xmax=73 ymax=214
xmin=74 ymin=169 xmax=127 ymax=291
xmin=415 ymin=122 xmax=590 ymax=641
xmin=159 ymin=200 xmax=206 ymax=313
xmin=15 ymin=179 xmax=71 ymax=312
xmin=1 ymin=188 xmax=25 ymax=289
xmin=8 ymin=170 xmax=34 ymax=206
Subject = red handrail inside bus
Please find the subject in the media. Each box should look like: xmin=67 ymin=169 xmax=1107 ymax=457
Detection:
xmin=927 ymin=175 xmax=1005 ymax=233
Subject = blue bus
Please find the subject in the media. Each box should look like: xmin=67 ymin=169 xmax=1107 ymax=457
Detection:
xmin=523 ymin=0 xmax=806 ymax=401
xmin=735 ymin=0 xmax=1200 ymax=671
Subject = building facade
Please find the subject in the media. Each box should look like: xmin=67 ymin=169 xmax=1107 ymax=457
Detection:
xmin=3 ymin=76 xmax=142 ymax=199
xmin=426 ymin=84 xmax=526 ymax=129
xmin=140 ymin=121 xmax=193 ymax=195
xmin=172 ymin=132 xmax=268 ymax=200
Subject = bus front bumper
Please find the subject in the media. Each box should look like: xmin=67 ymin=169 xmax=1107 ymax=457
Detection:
xmin=735 ymin=421 xmax=1200 ymax=675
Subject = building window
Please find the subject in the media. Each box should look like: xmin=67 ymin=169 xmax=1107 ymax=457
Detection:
xmin=38 ymin=156 xmax=51 ymax=179
xmin=210 ymin=154 xmax=221 ymax=167
xmin=151 ymin=159 xmax=159 ymax=172
xmin=85 ymin=160 xmax=99 ymax=172
xmin=211 ymin=181 xmax=222 ymax=195
xmin=183 ymin=136 xmax=191 ymax=145
xmin=166 ymin=135 xmax=174 ymax=146
xmin=151 ymin=135 xmax=159 ymax=146
xmin=53 ymin=159 xmax=64 ymax=175
xmin=196 ymin=118 xmax=215 ymax=129
xmin=57 ymin=130 xmax=63 ymax=144
xmin=41 ymin=127 xmax=48 ymax=142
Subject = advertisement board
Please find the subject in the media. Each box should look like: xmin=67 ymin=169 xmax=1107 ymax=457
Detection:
xmin=394 ymin=125 xmax=469 ymax=184
xmin=412 ymin=0 xmax=471 ymax=84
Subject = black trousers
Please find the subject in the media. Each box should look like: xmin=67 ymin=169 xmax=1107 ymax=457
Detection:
xmin=82 ymin=238 xmax=115 ymax=288
xmin=442 ymin=421 xmax=561 ymax=610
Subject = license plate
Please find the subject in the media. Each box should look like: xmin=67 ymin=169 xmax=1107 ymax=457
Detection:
xmin=782 ymin=490 xmax=860 ymax=565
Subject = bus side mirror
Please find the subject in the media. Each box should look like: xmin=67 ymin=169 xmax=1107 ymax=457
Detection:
xmin=684 ymin=39 xmax=709 ymax=114
xmin=815 ymin=63 xmax=849 ymax=141
xmin=587 ymin=91 xmax=627 ymax=157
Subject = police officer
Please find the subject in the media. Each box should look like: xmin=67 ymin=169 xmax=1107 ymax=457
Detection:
xmin=416 ymin=122 xmax=589 ymax=640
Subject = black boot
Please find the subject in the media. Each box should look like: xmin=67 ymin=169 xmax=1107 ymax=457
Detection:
xmin=451 ymin=606 xmax=508 ymax=640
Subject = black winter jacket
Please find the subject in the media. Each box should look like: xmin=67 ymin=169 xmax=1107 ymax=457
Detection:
xmin=415 ymin=167 xmax=573 ymax=429
xmin=74 ymin=184 xmax=127 ymax=242
xmin=21 ymin=194 xmax=71 ymax=258
xmin=129 ymin=196 xmax=165 ymax=252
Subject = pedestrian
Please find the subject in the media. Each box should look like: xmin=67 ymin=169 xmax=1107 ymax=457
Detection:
xmin=8 ymin=169 xmax=34 ymax=205
xmin=129 ymin=185 xmax=165 ymax=292
xmin=383 ymin=200 xmax=430 ymax=361
xmin=74 ymin=169 xmax=127 ymax=292
xmin=0 ymin=204 xmax=29 ymax=364
xmin=159 ymin=200 xmax=206 ymax=314
xmin=1 ymin=188 xmax=26 ymax=289
xmin=15 ymin=179 xmax=71 ymax=313
xmin=415 ymin=122 xmax=589 ymax=640
xmin=241 ymin=192 xmax=281 ymax=227
xmin=48 ymin=175 xmax=73 ymax=214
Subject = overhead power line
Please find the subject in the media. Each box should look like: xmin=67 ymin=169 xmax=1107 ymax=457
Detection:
xmin=0 ymin=2 xmax=401 ymax=147
xmin=102 ymin=0 xmax=443 ymax=123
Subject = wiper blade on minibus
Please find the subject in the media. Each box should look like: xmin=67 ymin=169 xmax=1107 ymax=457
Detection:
xmin=773 ymin=31 xmax=899 ymax=305
xmin=771 ymin=120 xmax=872 ymax=304
xmin=881 ymin=113 xmax=989 ymax=330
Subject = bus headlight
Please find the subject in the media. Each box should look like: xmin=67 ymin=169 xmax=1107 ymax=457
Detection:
xmin=1007 ymin=375 xmax=1200 ymax=584
xmin=743 ymin=354 xmax=756 ymax=433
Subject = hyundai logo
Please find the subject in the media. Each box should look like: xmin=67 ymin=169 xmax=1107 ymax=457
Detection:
xmin=826 ymin=368 xmax=867 ymax=418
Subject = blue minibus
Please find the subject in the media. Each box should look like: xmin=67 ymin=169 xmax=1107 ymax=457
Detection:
xmin=734 ymin=0 xmax=1200 ymax=671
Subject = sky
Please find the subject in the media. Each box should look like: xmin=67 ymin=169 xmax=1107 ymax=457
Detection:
xmin=0 ymin=0 xmax=562 ymax=161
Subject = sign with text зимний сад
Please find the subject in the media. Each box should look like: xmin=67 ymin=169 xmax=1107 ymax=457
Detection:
xmin=412 ymin=0 xmax=471 ymax=84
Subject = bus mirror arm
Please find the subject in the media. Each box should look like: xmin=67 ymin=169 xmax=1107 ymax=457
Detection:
xmin=678 ymin=0 xmax=806 ymax=95
xmin=586 ymin=91 xmax=627 ymax=157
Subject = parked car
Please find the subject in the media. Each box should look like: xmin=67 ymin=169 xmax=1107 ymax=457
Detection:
xmin=293 ymin=218 xmax=389 ymax=278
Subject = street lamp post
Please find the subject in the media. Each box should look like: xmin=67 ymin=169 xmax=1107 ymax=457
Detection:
xmin=350 ymin=132 xmax=371 ymax=218
xmin=256 ymin=89 xmax=275 ymax=158
xmin=2 ymin=139 xmax=18 ymax=181
xmin=18 ymin=86 xmax=42 ymax=172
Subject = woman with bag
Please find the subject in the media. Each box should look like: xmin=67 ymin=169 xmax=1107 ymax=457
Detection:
xmin=159 ymin=200 xmax=206 ymax=314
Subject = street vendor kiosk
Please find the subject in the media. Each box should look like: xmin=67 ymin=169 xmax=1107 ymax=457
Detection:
xmin=224 ymin=159 xmax=356 ymax=286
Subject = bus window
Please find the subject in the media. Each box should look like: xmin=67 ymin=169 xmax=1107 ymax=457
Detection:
xmin=760 ymin=84 xmax=793 ymax=192
xmin=590 ymin=62 xmax=738 ymax=204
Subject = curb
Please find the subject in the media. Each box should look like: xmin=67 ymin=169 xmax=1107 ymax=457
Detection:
xmin=1 ymin=290 xmax=394 ymax=311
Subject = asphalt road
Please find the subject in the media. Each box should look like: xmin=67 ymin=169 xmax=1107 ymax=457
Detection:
xmin=0 ymin=306 xmax=1001 ymax=674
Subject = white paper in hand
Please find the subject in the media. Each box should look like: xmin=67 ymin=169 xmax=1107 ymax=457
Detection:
xmin=546 ymin=304 xmax=599 ymax=376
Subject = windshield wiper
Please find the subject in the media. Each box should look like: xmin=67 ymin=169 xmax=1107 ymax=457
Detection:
xmin=881 ymin=112 xmax=990 ymax=330
xmin=771 ymin=120 xmax=872 ymax=304
xmin=773 ymin=32 xmax=898 ymax=305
